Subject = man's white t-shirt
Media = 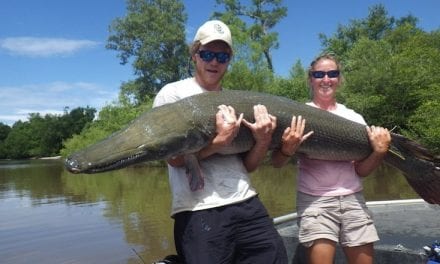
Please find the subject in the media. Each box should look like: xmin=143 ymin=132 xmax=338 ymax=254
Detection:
xmin=153 ymin=78 xmax=257 ymax=216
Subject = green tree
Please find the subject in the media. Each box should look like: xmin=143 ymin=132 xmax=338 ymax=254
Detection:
xmin=0 ymin=123 xmax=11 ymax=141
xmin=0 ymin=123 xmax=11 ymax=158
xmin=319 ymin=5 xmax=440 ymax=153
xmin=214 ymin=0 xmax=287 ymax=72
xmin=61 ymin=102 xmax=151 ymax=157
xmin=319 ymin=4 xmax=417 ymax=60
xmin=3 ymin=121 xmax=33 ymax=159
xmin=222 ymin=60 xmax=275 ymax=92
xmin=61 ymin=107 xmax=96 ymax=136
xmin=406 ymin=98 xmax=440 ymax=153
xmin=341 ymin=38 xmax=395 ymax=127
xmin=34 ymin=107 xmax=97 ymax=157
xmin=267 ymin=60 xmax=309 ymax=102
xmin=1 ymin=107 xmax=96 ymax=159
xmin=26 ymin=113 xmax=48 ymax=156
xmin=106 ymin=0 xmax=188 ymax=104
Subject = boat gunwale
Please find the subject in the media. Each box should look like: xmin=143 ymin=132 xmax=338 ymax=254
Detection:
xmin=273 ymin=198 xmax=426 ymax=225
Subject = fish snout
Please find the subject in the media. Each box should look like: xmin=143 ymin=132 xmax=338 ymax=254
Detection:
xmin=64 ymin=157 xmax=82 ymax=174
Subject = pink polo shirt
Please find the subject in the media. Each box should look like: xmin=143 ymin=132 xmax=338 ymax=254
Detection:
xmin=297 ymin=102 xmax=367 ymax=196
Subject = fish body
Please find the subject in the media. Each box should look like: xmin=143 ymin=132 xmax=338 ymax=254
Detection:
xmin=65 ymin=90 xmax=440 ymax=204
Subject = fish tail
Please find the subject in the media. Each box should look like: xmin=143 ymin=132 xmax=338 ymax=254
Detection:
xmin=391 ymin=133 xmax=440 ymax=162
xmin=385 ymin=133 xmax=440 ymax=204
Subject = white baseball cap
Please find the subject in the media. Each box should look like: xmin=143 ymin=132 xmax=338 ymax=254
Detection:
xmin=193 ymin=20 xmax=232 ymax=48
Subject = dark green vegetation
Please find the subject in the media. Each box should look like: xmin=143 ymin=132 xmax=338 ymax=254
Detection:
xmin=2 ymin=1 xmax=439 ymax=159
xmin=0 ymin=107 xmax=95 ymax=159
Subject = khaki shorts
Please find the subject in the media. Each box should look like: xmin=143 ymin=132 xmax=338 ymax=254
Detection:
xmin=296 ymin=192 xmax=379 ymax=248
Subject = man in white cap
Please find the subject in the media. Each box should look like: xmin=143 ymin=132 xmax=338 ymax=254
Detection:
xmin=153 ymin=20 xmax=288 ymax=263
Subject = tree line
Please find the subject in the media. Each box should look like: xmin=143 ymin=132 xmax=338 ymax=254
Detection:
xmin=0 ymin=107 xmax=95 ymax=159
xmin=2 ymin=1 xmax=439 ymax=159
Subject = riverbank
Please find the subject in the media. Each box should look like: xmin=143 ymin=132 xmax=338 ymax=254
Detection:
xmin=38 ymin=156 xmax=62 ymax=160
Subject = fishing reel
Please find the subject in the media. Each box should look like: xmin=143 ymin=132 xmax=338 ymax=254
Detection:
xmin=424 ymin=240 xmax=440 ymax=264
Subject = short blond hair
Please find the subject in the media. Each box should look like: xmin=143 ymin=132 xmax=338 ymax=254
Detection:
xmin=308 ymin=53 xmax=342 ymax=77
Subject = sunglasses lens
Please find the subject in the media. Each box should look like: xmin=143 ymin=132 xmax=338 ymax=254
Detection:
xmin=198 ymin=50 xmax=230 ymax=63
xmin=312 ymin=71 xmax=325 ymax=78
xmin=198 ymin=50 xmax=215 ymax=62
xmin=311 ymin=70 xmax=340 ymax=78
xmin=327 ymin=70 xmax=340 ymax=78
xmin=216 ymin=52 xmax=230 ymax=63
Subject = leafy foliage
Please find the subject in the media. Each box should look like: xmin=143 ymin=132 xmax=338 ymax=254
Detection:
xmin=406 ymin=99 xmax=440 ymax=154
xmin=1 ymin=107 xmax=95 ymax=159
xmin=214 ymin=0 xmax=287 ymax=72
xmin=222 ymin=60 xmax=275 ymax=92
xmin=269 ymin=60 xmax=309 ymax=102
xmin=106 ymin=0 xmax=188 ymax=104
xmin=0 ymin=123 xmax=11 ymax=158
xmin=320 ymin=4 xmax=440 ymax=152
xmin=61 ymin=101 xmax=152 ymax=157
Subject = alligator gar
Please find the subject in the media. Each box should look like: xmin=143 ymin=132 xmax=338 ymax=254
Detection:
xmin=65 ymin=90 xmax=440 ymax=204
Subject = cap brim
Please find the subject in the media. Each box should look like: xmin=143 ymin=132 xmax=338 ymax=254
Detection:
xmin=199 ymin=36 xmax=232 ymax=48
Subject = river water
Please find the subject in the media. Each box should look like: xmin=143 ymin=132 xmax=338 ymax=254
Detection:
xmin=0 ymin=159 xmax=419 ymax=263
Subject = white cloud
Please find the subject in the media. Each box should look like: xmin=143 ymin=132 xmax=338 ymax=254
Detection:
xmin=17 ymin=109 xmax=65 ymax=116
xmin=0 ymin=114 xmax=28 ymax=125
xmin=0 ymin=82 xmax=118 ymax=126
xmin=0 ymin=37 xmax=99 ymax=57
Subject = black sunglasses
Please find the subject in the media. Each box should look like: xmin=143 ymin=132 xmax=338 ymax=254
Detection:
xmin=197 ymin=50 xmax=231 ymax=64
xmin=311 ymin=70 xmax=340 ymax=79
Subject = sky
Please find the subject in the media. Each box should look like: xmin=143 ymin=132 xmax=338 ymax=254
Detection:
xmin=0 ymin=0 xmax=439 ymax=126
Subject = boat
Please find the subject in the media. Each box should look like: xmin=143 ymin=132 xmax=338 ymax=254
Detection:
xmin=274 ymin=199 xmax=440 ymax=264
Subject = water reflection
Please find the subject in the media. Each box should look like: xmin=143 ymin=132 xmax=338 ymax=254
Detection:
xmin=0 ymin=159 xmax=418 ymax=263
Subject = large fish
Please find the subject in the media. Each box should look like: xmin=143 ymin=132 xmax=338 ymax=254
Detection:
xmin=65 ymin=90 xmax=440 ymax=204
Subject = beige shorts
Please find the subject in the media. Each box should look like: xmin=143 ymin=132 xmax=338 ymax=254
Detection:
xmin=296 ymin=192 xmax=379 ymax=248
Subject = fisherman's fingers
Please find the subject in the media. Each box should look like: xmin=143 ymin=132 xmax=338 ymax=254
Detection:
xmin=226 ymin=105 xmax=238 ymax=120
xmin=253 ymin=105 xmax=272 ymax=126
xmin=217 ymin=105 xmax=237 ymax=125
xmin=243 ymin=120 xmax=273 ymax=145
xmin=287 ymin=115 xmax=307 ymax=138
xmin=217 ymin=105 xmax=242 ymax=130
xmin=269 ymin=114 xmax=277 ymax=129
xmin=281 ymin=127 xmax=302 ymax=152
xmin=282 ymin=127 xmax=291 ymax=138
xmin=289 ymin=115 xmax=306 ymax=134
xmin=236 ymin=113 xmax=244 ymax=126
xmin=302 ymin=131 xmax=314 ymax=142
xmin=366 ymin=126 xmax=391 ymax=153
xmin=215 ymin=110 xmax=224 ymax=127
xmin=298 ymin=116 xmax=307 ymax=134
xmin=250 ymin=105 xmax=275 ymax=135
xmin=213 ymin=110 xmax=240 ymax=146
xmin=290 ymin=116 xmax=297 ymax=130
xmin=297 ymin=117 xmax=313 ymax=143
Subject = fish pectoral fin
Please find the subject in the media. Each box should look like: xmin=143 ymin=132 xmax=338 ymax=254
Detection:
xmin=184 ymin=154 xmax=204 ymax=191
